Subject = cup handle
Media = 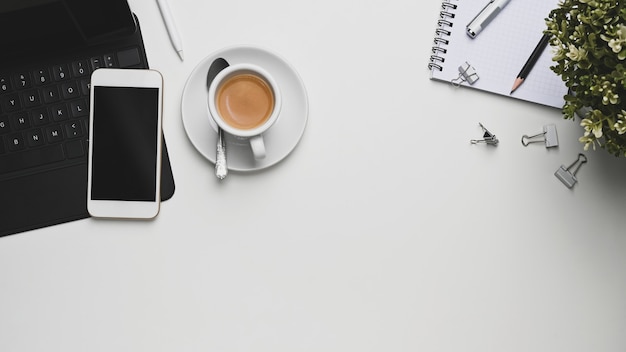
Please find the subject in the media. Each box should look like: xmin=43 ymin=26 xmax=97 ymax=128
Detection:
xmin=249 ymin=135 xmax=266 ymax=159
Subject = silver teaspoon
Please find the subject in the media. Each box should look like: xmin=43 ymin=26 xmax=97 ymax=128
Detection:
xmin=215 ymin=127 xmax=227 ymax=179
xmin=206 ymin=58 xmax=230 ymax=179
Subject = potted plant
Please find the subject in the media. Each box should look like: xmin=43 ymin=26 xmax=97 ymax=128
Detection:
xmin=545 ymin=0 xmax=626 ymax=156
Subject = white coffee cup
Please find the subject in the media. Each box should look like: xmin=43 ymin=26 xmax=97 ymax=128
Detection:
xmin=208 ymin=63 xmax=281 ymax=159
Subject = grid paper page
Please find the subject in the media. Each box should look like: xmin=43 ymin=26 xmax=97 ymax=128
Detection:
xmin=429 ymin=0 xmax=567 ymax=108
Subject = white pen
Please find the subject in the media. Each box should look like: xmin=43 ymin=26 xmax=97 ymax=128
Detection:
xmin=156 ymin=0 xmax=184 ymax=61
xmin=466 ymin=0 xmax=511 ymax=38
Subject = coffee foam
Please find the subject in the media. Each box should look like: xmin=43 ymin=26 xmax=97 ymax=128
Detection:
xmin=217 ymin=74 xmax=274 ymax=130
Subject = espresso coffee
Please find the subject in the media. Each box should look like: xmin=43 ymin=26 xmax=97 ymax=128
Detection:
xmin=216 ymin=73 xmax=274 ymax=130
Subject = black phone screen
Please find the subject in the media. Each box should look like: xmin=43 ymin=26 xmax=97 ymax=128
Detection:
xmin=90 ymin=86 xmax=160 ymax=202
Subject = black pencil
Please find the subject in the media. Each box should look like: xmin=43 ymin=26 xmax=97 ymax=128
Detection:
xmin=510 ymin=33 xmax=550 ymax=94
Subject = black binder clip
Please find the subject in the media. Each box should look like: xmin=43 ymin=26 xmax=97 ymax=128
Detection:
xmin=471 ymin=122 xmax=499 ymax=146
xmin=555 ymin=153 xmax=587 ymax=189
xmin=451 ymin=61 xmax=479 ymax=87
xmin=521 ymin=124 xmax=558 ymax=148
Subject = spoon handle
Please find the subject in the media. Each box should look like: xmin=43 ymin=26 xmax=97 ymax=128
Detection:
xmin=215 ymin=127 xmax=227 ymax=179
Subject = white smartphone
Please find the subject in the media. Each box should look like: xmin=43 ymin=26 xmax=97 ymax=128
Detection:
xmin=87 ymin=68 xmax=164 ymax=219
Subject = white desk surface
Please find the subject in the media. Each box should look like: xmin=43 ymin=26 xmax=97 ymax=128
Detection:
xmin=2 ymin=1 xmax=626 ymax=351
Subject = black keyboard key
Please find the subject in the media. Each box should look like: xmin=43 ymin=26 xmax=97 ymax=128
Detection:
xmin=0 ymin=136 xmax=4 ymax=154
xmin=9 ymin=112 xmax=30 ymax=130
xmin=72 ymin=60 xmax=89 ymax=77
xmin=90 ymin=56 xmax=103 ymax=70
xmin=0 ymin=75 xmax=11 ymax=93
xmin=1 ymin=93 xmax=21 ymax=112
xmin=70 ymin=99 xmax=88 ymax=118
xmin=45 ymin=125 xmax=63 ymax=143
xmin=52 ymin=64 xmax=70 ymax=81
xmin=33 ymin=68 xmax=50 ymax=85
xmin=61 ymin=81 xmax=80 ymax=99
xmin=42 ymin=85 xmax=61 ymax=103
xmin=118 ymin=47 xmax=141 ymax=67
xmin=13 ymin=72 xmax=31 ymax=89
xmin=6 ymin=132 xmax=25 ymax=152
xmin=103 ymin=53 xmax=116 ymax=68
xmin=0 ymin=116 xmax=9 ymax=134
xmin=65 ymin=139 xmax=84 ymax=159
xmin=79 ymin=79 xmax=90 ymax=96
xmin=31 ymin=108 xmax=50 ymax=126
xmin=0 ymin=143 xmax=65 ymax=175
xmin=64 ymin=121 xmax=83 ymax=138
xmin=51 ymin=103 xmax=69 ymax=121
xmin=22 ymin=89 xmax=41 ymax=108
xmin=26 ymin=129 xmax=45 ymax=147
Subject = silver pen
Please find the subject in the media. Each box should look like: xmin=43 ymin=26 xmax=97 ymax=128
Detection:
xmin=466 ymin=0 xmax=511 ymax=38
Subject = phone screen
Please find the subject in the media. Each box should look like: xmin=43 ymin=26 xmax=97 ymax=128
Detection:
xmin=90 ymin=86 xmax=160 ymax=202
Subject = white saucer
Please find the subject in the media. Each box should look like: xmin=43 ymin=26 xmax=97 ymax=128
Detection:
xmin=181 ymin=45 xmax=309 ymax=171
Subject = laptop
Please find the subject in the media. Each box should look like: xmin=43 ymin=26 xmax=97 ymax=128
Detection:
xmin=0 ymin=0 xmax=176 ymax=237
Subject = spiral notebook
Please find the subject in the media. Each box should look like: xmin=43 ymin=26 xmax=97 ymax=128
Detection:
xmin=428 ymin=0 xmax=567 ymax=108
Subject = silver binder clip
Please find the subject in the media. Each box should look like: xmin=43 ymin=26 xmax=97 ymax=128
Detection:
xmin=521 ymin=124 xmax=558 ymax=148
xmin=555 ymin=153 xmax=587 ymax=189
xmin=451 ymin=62 xmax=479 ymax=87
xmin=471 ymin=122 xmax=499 ymax=145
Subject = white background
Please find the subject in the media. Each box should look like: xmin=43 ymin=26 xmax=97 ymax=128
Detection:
xmin=1 ymin=0 xmax=626 ymax=351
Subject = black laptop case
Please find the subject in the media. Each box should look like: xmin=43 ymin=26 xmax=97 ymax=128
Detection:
xmin=0 ymin=0 xmax=175 ymax=237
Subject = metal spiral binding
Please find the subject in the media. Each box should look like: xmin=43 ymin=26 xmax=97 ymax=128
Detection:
xmin=428 ymin=0 xmax=458 ymax=71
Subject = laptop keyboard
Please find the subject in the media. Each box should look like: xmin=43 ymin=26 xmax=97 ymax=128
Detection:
xmin=0 ymin=46 xmax=142 ymax=179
